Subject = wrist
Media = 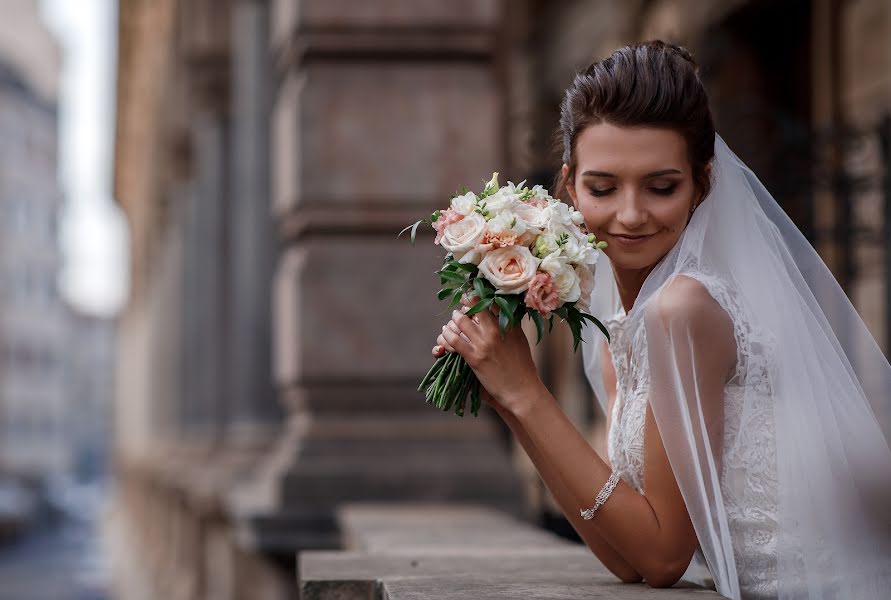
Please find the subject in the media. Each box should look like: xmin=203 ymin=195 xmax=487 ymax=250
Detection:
xmin=503 ymin=377 xmax=550 ymax=421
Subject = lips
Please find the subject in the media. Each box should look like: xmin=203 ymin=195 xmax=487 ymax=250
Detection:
xmin=610 ymin=233 xmax=654 ymax=240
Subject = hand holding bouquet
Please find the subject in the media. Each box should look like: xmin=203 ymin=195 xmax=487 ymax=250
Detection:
xmin=400 ymin=173 xmax=610 ymax=417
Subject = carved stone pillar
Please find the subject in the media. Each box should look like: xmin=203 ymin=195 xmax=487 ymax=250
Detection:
xmin=229 ymin=0 xmax=526 ymax=552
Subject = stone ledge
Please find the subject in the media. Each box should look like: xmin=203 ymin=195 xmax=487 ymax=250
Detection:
xmin=298 ymin=503 xmax=723 ymax=599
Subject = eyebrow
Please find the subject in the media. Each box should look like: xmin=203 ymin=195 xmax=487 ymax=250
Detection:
xmin=581 ymin=169 xmax=683 ymax=178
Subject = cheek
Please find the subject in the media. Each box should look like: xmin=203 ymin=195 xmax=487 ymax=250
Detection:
xmin=578 ymin=204 xmax=609 ymax=233
xmin=654 ymin=201 xmax=691 ymax=234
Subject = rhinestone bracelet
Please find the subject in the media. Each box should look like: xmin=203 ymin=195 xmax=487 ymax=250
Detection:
xmin=580 ymin=470 xmax=620 ymax=520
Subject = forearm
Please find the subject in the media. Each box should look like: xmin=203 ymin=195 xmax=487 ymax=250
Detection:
xmin=508 ymin=382 xmax=690 ymax=583
xmin=492 ymin=402 xmax=642 ymax=582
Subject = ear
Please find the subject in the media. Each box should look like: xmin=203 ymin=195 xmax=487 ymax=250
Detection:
xmin=562 ymin=163 xmax=578 ymax=208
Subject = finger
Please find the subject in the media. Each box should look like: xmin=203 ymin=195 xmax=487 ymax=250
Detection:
xmin=461 ymin=292 xmax=481 ymax=307
xmin=447 ymin=319 xmax=473 ymax=343
xmin=441 ymin=324 xmax=472 ymax=354
xmin=437 ymin=330 xmax=457 ymax=353
xmin=452 ymin=308 xmax=481 ymax=333
xmin=459 ymin=304 xmax=482 ymax=325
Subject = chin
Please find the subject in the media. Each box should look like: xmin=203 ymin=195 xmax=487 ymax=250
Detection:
xmin=604 ymin=250 xmax=661 ymax=271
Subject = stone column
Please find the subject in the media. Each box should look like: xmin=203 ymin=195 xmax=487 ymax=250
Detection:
xmin=179 ymin=61 xmax=232 ymax=438
xmin=227 ymin=0 xmax=280 ymax=442
xmin=228 ymin=0 xmax=526 ymax=552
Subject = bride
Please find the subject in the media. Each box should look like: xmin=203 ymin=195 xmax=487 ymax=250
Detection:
xmin=432 ymin=40 xmax=891 ymax=599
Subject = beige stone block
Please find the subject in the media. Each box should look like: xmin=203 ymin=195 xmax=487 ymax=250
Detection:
xmin=272 ymin=0 xmax=499 ymax=34
xmin=273 ymin=236 xmax=450 ymax=383
xmin=271 ymin=63 xmax=501 ymax=215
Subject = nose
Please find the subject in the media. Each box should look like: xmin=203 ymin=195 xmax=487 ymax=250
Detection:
xmin=615 ymin=190 xmax=648 ymax=230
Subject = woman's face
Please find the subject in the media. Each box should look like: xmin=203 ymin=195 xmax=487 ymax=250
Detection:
xmin=563 ymin=123 xmax=700 ymax=272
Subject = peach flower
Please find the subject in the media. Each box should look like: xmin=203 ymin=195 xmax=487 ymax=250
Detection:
xmin=524 ymin=271 xmax=560 ymax=316
xmin=482 ymin=229 xmax=519 ymax=249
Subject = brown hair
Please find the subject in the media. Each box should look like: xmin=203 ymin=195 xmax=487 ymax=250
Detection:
xmin=552 ymin=40 xmax=715 ymax=204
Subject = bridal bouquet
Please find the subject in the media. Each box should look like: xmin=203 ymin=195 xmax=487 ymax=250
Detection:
xmin=399 ymin=173 xmax=610 ymax=417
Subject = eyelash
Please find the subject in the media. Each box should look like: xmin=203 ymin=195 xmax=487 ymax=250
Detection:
xmin=588 ymin=185 xmax=678 ymax=197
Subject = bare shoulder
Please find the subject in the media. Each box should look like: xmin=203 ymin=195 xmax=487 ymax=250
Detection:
xmin=648 ymin=274 xmax=735 ymax=342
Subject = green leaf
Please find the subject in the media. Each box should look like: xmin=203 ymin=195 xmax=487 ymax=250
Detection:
xmin=448 ymin=288 xmax=463 ymax=308
xmin=548 ymin=315 xmax=554 ymax=333
xmin=398 ymin=219 xmax=425 ymax=244
xmin=504 ymin=295 xmax=522 ymax=323
xmin=498 ymin=307 xmax=510 ymax=338
xmin=437 ymin=270 xmax=466 ymax=285
xmin=437 ymin=287 xmax=455 ymax=301
xmin=465 ymin=297 xmax=493 ymax=316
xmin=530 ymin=310 xmax=544 ymax=344
xmin=472 ymin=277 xmax=492 ymax=301
xmin=579 ymin=312 xmax=611 ymax=343
xmin=452 ymin=261 xmax=477 ymax=273
xmin=493 ymin=296 xmax=512 ymax=322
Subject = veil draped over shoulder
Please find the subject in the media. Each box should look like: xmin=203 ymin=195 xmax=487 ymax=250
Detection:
xmin=581 ymin=132 xmax=891 ymax=599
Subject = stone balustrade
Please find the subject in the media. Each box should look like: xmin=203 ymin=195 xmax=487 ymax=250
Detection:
xmin=299 ymin=503 xmax=722 ymax=599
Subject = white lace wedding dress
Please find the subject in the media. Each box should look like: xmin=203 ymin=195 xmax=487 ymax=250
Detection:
xmin=605 ymin=267 xmax=780 ymax=599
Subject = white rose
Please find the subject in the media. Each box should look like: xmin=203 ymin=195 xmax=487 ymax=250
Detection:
xmin=450 ymin=191 xmax=477 ymax=216
xmin=512 ymin=202 xmax=548 ymax=234
xmin=547 ymin=201 xmax=575 ymax=226
xmin=487 ymin=210 xmax=527 ymax=236
xmin=559 ymin=231 xmax=589 ymax=263
xmin=529 ymin=184 xmax=553 ymax=201
xmin=478 ymin=245 xmax=541 ymax=295
xmin=570 ymin=209 xmax=585 ymax=226
xmin=440 ymin=212 xmax=487 ymax=264
xmin=553 ymin=264 xmax=581 ymax=304
xmin=575 ymin=264 xmax=596 ymax=311
xmin=539 ymin=251 xmax=571 ymax=277
xmin=479 ymin=188 xmax=518 ymax=215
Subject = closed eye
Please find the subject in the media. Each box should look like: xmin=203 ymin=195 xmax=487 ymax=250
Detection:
xmin=588 ymin=185 xmax=678 ymax=197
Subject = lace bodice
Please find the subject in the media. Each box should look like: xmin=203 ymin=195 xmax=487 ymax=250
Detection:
xmin=605 ymin=268 xmax=780 ymax=599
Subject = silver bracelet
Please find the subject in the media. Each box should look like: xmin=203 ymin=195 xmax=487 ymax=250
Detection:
xmin=580 ymin=470 xmax=620 ymax=520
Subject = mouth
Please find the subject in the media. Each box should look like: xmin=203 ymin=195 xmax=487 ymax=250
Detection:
xmin=609 ymin=233 xmax=656 ymax=240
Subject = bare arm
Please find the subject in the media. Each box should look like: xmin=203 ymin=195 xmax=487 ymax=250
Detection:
xmin=490 ymin=398 xmax=643 ymax=582
xmin=506 ymin=278 xmax=735 ymax=588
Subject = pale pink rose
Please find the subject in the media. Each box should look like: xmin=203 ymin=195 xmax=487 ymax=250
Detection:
xmin=440 ymin=213 xmax=488 ymax=264
xmin=513 ymin=201 xmax=548 ymax=233
xmin=433 ymin=208 xmax=464 ymax=245
xmin=478 ymin=245 xmax=541 ymax=295
xmin=524 ymin=272 xmax=560 ymax=316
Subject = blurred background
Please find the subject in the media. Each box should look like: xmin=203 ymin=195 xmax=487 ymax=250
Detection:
xmin=0 ymin=0 xmax=888 ymax=598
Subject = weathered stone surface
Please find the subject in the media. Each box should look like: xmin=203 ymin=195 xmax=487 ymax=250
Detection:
xmin=299 ymin=503 xmax=722 ymax=599
xmin=271 ymin=63 xmax=502 ymax=215
xmin=271 ymin=0 xmax=500 ymax=43
xmin=272 ymin=239 xmax=454 ymax=382
xmin=337 ymin=503 xmax=570 ymax=554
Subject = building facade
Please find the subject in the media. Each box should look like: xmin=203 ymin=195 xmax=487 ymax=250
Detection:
xmin=0 ymin=0 xmax=69 ymax=483
xmin=110 ymin=1 xmax=891 ymax=598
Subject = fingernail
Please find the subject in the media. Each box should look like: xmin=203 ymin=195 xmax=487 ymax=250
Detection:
xmin=461 ymin=306 xmax=469 ymax=313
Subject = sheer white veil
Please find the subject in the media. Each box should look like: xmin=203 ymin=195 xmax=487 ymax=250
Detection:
xmin=581 ymin=132 xmax=891 ymax=599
